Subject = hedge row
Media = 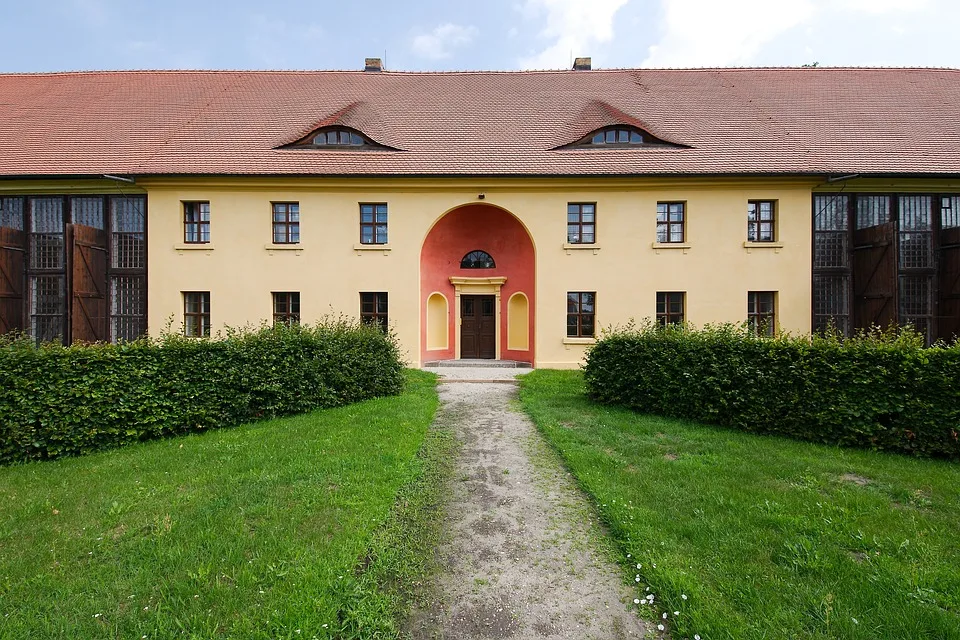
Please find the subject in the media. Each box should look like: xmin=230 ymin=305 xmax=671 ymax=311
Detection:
xmin=0 ymin=319 xmax=405 ymax=465
xmin=584 ymin=324 xmax=960 ymax=459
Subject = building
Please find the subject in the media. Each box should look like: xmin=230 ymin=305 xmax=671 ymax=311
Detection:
xmin=1 ymin=60 xmax=959 ymax=367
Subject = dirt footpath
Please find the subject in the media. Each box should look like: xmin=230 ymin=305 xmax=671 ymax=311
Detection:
xmin=407 ymin=372 xmax=653 ymax=640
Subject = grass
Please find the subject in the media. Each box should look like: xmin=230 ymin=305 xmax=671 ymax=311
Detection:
xmin=0 ymin=369 xmax=444 ymax=639
xmin=519 ymin=370 xmax=960 ymax=640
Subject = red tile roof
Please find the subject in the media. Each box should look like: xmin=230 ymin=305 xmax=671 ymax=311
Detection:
xmin=1 ymin=67 xmax=959 ymax=178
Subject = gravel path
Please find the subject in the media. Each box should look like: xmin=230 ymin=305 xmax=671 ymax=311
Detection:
xmin=406 ymin=368 xmax=653 ymax=640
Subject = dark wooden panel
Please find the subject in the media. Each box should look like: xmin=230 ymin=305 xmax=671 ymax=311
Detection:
xmin=852 ymin=222 xmax=896 ymax=331
xmin=70 ymin=224 xmax=108 ymax=343
xmin=478 ymin=296 xmax=496 ymax=359
xmin=938 ymin=226 xmax=960 ymax=342
xmin=0 ymin=227 xmax=25 ymax=334
xmin=461 ymin=296 xmax=478 ymax=358
xmin=461 ymin=295 xmax=496 ymax=359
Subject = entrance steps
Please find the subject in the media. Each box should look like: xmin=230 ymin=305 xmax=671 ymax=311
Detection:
xmin=423 ymin=359 xmax=532 ymax=368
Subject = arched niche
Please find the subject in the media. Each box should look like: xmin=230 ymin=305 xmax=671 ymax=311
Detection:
xmin=426 ymin=292 xmax=448 ymax=350
xmin=507 ymin=292 xmax=529 ymax=351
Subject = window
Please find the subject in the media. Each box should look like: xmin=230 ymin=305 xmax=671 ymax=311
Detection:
xmin=272 ymin=202 xmax=300 ymax=244
xmin=747 ymin=200 xmax=776 ymax=242
xmin=183 ymin=202 xmax=210 ymax=244
xmin=360 ymin=292 xmax=388 ymax=331
xmin=656 ymin=202 xmax=685 ymax=243
xmin=272 ymin=292 xmax=300 ymax=326
xmin=747 ymin=291 xmax=776 ymax=337
xmin=183 ymin=291 xmax=210 ymax=337
xmin=656 ymin=292 xmax=685 ymax=326
xmin=313 ymin=128 xmax=366 ymax=146
xmin=566 ymin=291 xmax=595 ymax=338
xmin=460 ymin=250 xmax=496 ymax=269
xmin=567 ymin=203 xmax=596 ymax=244
xmin=580 ymin=127 xmax=646 ymax=146
xmin=360 ymin=203 xmax=388 ymax=244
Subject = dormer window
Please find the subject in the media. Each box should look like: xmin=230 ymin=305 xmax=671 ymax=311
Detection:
xmin=588 ymin=127 xmax=646 ymax=146
xmin=311 ymin=127 xmax=370 ymax=147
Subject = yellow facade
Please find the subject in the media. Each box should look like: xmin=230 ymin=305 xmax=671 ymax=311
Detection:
xmin=6 ymin=175 xmax=960 ymax=366
xmin=134 ymin=176 xmax=819 ymax=368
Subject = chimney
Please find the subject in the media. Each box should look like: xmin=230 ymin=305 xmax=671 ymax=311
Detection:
xmin=364 ymin=58 xmax=383 ymax=72
xmin=572 ymin=57 xmax=591 ymax=71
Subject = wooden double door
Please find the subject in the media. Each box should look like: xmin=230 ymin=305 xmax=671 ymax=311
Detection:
xmin=461 ymin=295 xmax=496 ymax=359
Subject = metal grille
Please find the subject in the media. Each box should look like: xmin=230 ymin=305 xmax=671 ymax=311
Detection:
xmin=0 ymin=197 xmax=24 ymax=230
xmin=814 ymin=195 xmax=849 ymax=231
xmin=30 ymin=275 xmax=64 ymax=343
xmin=71 ymin=197 xmax=104 ymax=229
xmin=941 ymin=196 xmax=960 ymax=229
xmin=899 ymin=275 xmax=932 ymax=339
xmin=856 ymin=195 xmax=890 ymax=229
xmin=30 ymin=198 xmax=64 ymax=270
xmin=110 ymin=276 xmax=146 ymax=342
xmin=111 ymin=197 xmax=146 ymax=269
xmin=813 ymin=275 xmax=850 ymax=335
xmin=899 ymin=196 xmax=933 ymax=269
xmin=814 ymin=232 xmax=848 ymax=268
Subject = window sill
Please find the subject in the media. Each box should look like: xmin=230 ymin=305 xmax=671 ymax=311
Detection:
xmin=264 ymin=244 xmax=303 ymax=252
xmin=562 ymin=337 xmax=596 ymax=345
xmin=562 ymin=242 xmax=601 ymax=254
xmin=651 ymin=242 xmax=691 ymax=254
xmin=353 ymin=243 xmax=392 ymax=255
xmin=743 ymin=241 xmax=784 ymax=253
xmin=173 ymin=243 xmax=214 ymax=251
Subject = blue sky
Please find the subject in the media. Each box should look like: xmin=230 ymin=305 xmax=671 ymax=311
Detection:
xmin=2 ymin=0 xmax=959 ymax=72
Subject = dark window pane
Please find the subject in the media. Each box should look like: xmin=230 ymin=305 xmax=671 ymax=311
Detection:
xmin=630 ymin=131 xmax=642 ymax=143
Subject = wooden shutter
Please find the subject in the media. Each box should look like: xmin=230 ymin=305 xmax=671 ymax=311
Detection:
xmin=69 ymin=224 xmax=109 ymax=343
xmin=0 ymin=227 xmax=25 ymax=334
xmin=852 ymin=220 xmax=897 ymax=331
xmin=939 ymin=225 xmax=960 ymax=342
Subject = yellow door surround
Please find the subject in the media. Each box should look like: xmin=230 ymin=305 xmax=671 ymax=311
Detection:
xmin=449 ymin=276 xmax=507 ymax=359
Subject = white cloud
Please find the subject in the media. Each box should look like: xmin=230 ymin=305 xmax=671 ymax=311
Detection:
xmin=518 ymin=0 xmax=631 ymax=69
xmin=642 ymin=0 xmax=816 ymax=67
xmin=639 ymin=0 xmax=949 ymax=68
xmin=412 ymin=23 xmax=479 ymax=60
xmin=839 ymin=0 xmax=929 ymax=13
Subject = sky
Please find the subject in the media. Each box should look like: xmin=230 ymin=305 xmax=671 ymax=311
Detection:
xmin=1 ymin=0 xmax=959 ymax=72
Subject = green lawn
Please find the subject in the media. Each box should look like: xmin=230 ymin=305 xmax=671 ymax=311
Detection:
xmin=519 ymin=370 xmax=960 ymax=640
xmin=0 ymin=370 xmax=443 ymax=640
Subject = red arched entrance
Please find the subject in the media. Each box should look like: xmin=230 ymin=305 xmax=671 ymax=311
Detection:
xmin=420 ymin=204 xmax=535 ymax=364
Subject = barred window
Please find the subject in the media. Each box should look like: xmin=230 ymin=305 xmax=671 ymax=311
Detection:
xmin=656 ymin=202 xmax=685 ymax=243
xmin=942 ymin=196 xmax=960 ymax=229
xmin=111 ymin=197 xmax=146 ymax=270
xmin=110 ymin=276 xmax=146 ymax=342
xmin=29 ymin=197 xmax=64 ymax=270
xmin=30 ymin=275 xmax=64 ymax=343
xmin=71 ymin=197 xmax=104 ymax=230
xmin=1 ymin=197 xmax=24 ymax=230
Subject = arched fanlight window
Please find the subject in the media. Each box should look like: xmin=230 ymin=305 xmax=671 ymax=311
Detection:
xmin=460 ymin=250 xmax=496 ymax=269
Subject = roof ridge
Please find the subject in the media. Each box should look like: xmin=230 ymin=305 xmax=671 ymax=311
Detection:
xmin=1 ymin=66 xmax=959 ymax=78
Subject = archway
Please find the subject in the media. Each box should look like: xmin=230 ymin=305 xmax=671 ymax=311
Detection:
xmin=420 ymin=204 xmax=535 ymax=364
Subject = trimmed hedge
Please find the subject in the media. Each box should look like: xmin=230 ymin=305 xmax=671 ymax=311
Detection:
xmin=0 ymin=320 xmax=405 ymax=465
xmin=584 ymin=323 xmax=960 ymax=459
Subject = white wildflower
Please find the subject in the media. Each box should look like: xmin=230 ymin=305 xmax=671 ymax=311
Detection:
xmin=657 ymin=624 xmax=665 ymax=631
xmin=634 ymin=598 xmax=640 ymax=604
xmin=681 ymin=594 xmax=688 ymax=600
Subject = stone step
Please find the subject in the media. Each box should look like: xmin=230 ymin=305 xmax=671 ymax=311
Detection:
xmin=423 ymin=359 xmax=532 ymax=368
